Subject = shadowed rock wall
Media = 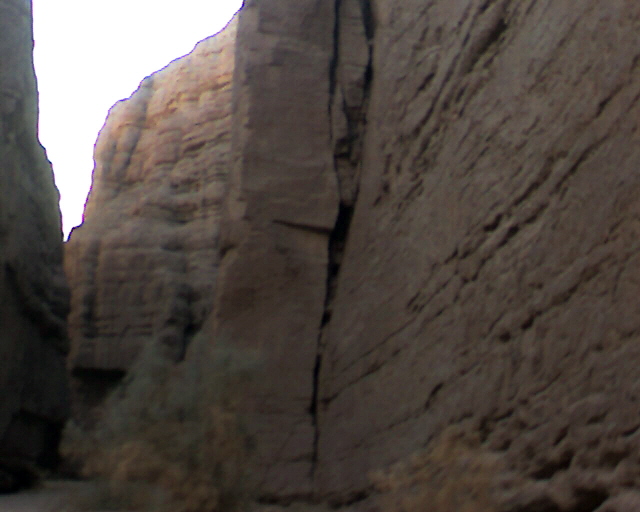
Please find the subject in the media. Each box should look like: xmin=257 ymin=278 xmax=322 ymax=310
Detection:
xmin=216 ymin=0 xmax=640 ymax=508
xmin=0 ymin=0 xmax=69 ymax=489
xmin=315 ymin=0 xmax=640 ymax=509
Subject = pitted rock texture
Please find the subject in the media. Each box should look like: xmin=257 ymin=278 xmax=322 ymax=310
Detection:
xmin=0 ymin=0 xmax=69 ymax=490
xmin=65 ymin=19 xmax=236 ymax=419
xmin=314 ymin=0 xmax=640 ymax=509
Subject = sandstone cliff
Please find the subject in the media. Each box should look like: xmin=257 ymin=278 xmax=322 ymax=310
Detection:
xmin=67 ymin=0 xmax=640 ymax=510
xmin=65 ymin=19 xmax=236 ymax=419
xmin=316 ymin=2 xmax=640 ymax=509
xmin=208 ymin=0 xmax=372 ymax=497
xmin=0 ymin=0 xmax=69 ymax=491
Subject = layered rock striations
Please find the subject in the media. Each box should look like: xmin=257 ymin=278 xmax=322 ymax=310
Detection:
xmin=315 ymin=0 xmax=640 ymax=509
xmin=0 ymin=0 xmax=69 ymax=490
xmin=65 ymin=19 xmax=236 ymax=417
xmin=67 ymin=0 xmax=640 ymax=510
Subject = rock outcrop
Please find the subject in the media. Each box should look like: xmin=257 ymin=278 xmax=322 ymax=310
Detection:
xmin=65 ymin=19 xmax=236 ymax=419
xmin=66 ymin=0 xmax=640 ymax=510
xmin=0 ymin=0 xmax=69 ymax=491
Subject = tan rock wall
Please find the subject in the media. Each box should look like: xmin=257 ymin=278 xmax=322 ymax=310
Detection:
xmin=65 ymin=0 xmax=640 ymax=509
xmin=0 ymin=0 xmax=69 ymax=488
xmin=315 ymin=0 xmax=640 ymax=509
xmin=65 ymin=19 xmax=236 ymax=417
xmin=208 ymin=0 xmax=338 ymax=497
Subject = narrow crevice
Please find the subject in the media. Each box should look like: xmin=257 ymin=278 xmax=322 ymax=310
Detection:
xmin=311 ymin=0 xmax=345 ymax=476
xmin=273 ymin=218 xmax=333 ymax=235
xmin=311 ymin=0 xmax=374 ymax=479
xmin=327 ymin=0 xmax=342 ymax=107
xmin=462 ymin=15 xmax=507 ymax=73
xmin=310 ymin=205 xmax=354 ymax=473
xmin=358 ymin=0 xmax=375 ymax=40
xmin=325 ymin=205 xmax=355 ymax=310
xmin=309 ymin=351 xmax=322 ymax=467
xmin=179 ymin=306 xmax=198 ymax=362
xmin=423 ymin=382 xmax=444 ymax=410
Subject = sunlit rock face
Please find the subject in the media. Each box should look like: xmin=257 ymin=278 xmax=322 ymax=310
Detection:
xmin=68 ymin=0 xmax=640 ymax=509
xmin=65 ymin=18 xmax=236 ymax=419
xmin=0 ymin=0 xmax=69 ymax=490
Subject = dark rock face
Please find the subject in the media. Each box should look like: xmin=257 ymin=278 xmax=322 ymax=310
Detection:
xmin=66 ymin=0 xmax=640 ymax=509
xmin=0 ymin=0 xmax=69 ymax=491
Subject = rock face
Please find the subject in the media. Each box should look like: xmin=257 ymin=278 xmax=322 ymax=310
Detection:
xmin=314 ymin=0 xmax=640 ymax=509
xmin=207 ymin=0 xmax=374 ymax=498
xmin=67 ymin=0 xmax=640 ymax=510
xmin=65 ymin=19 xmax=236 ymax=418
xmin=0 ymin=0 xmax=69 ymax=490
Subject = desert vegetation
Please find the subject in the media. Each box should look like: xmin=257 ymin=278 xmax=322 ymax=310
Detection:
xmin=370 ymin=425 xmax=505 ymax=512
xmin=62 ymin=334 xmax=258 ymax=512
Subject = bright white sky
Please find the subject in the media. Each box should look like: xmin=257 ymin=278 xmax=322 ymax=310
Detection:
xmin=32 ymin=0 xmax=243 ymax=238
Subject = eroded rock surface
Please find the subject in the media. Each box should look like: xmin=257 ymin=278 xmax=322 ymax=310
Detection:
xmin=67 ymin=0 xmax=640 ymax=509
xmin=213 ymin=0 xmax=640 ymax=507
xmin=315 ymin=0 xmax=640 ymax=509
xmin=0 ymin=0 xmax=69 ymax=491
xmin=65 ymin=19 xmax=236 ymax=419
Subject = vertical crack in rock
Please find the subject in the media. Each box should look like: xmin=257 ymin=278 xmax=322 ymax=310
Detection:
xmin=310 ymin=0 xmax=374 ymax=477
xmin=327 ymin=0 xmax=342 ymax=105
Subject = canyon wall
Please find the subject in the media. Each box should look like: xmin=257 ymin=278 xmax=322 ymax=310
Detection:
xmin=0 ymin=0 xmax=69 ymax=490
xmin=315 ymin=1 xmax=640 ymax=510
xmin=67 ymin=0 xmax=640 ymax=510
xmin=207 ymin=0 xmax=373 ymax=499
xmin=65 ymin=19 xmax=236 ymax=419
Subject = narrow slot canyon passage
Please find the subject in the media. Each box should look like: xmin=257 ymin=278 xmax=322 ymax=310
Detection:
xmin=3 ymin=1 xmax=640 ymax=511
